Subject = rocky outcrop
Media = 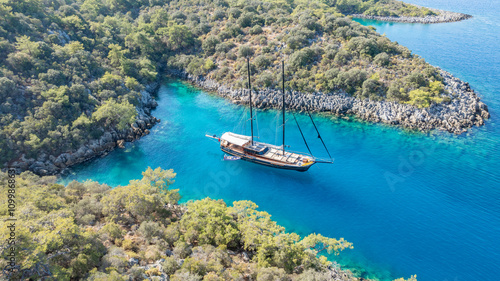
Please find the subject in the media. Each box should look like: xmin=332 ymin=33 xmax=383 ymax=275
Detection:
xmin=7 ymin=83 xmax=161 ymax=176
xmin=351 ymin=5 xmax=472 ymax=24
xmin=168 ymin=68 xmax=489 ymax=135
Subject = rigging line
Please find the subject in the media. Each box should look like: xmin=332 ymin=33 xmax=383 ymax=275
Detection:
xmin=235 ymin=107 xmax=248 ymax=133
xmin=292 ymin=113 xmax=313 ymax=156
xmin=306 ymin=109 xmax=333 ymax=160
xmin=236 ymin=107 xmax=247 ymax=132
xmin=247 ymin=57 xmax=254 ymax=145
xmin=275 ymin=111 xmax=280 ymax=145
xmin=281 ymin=60 xmax=285 ymax=154
xmin=255 ymin=99 xmax=260 ymax=138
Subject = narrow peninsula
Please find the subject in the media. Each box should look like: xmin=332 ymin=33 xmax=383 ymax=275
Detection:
xmin=341 ymin=0 xmax=472 ymax=24
xmin=351 ymin=4 xmax=472 ymax=24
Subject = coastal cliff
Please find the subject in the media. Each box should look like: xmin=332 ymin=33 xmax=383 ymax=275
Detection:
xmin=169 ymin=69 xmax=489 ymax=135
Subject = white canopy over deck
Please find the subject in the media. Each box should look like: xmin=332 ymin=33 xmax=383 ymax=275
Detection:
xmin=221 ymin=132 xmax=251 ymax=147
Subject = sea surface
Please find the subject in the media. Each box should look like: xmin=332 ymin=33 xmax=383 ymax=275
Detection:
xmin=61 ymin=0 xmax=500 ymax=280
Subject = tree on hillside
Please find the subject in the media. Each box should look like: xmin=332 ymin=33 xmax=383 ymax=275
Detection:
xmin=92 ymin=98 xmax=137 ymax=130
xmin=158 ymin=23 xmax=194 ymax=51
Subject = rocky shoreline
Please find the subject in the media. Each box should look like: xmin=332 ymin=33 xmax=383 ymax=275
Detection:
xmin=122 ymin=203 xmax=360 ymax=281
xmin=127 ymin=253 xmax=358 ymax=281
xmin=168 ymin=69 xmax=489 ymax=135
xmin=351 ymin=5 xmax=472 ymax=24
xmin=6 ymin=83 xmax=162 ymax=176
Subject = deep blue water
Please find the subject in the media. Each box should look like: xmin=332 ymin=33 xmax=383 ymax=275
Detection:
xmin=61 ymin=1 xmax=500 ymax=280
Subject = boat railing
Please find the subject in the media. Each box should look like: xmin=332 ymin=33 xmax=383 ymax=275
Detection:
xmin=264 ymin=143 xmax=334 ymax=164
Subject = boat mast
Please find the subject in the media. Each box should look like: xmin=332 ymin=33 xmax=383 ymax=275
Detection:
xmin=247 ymin=58 xmax=254 ymax=145
xmin=281 ymin=60 xmax=285 ymax=154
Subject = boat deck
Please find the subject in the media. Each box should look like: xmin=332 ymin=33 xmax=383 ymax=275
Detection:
xmin=264 ymin=148 xmax=300 ymax=164
xmin=225 ymin=143 xmax=310 ymax=167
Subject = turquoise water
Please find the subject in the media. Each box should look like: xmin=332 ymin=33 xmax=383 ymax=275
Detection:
xmin=61 ymin=1 xmax=500 ymax=280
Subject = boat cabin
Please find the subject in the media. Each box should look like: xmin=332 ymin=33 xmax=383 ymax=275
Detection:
xmin=220 ymin=132 xmax=269 ymax=155
xmin=244 ymin=143 xmax=268 ymax=155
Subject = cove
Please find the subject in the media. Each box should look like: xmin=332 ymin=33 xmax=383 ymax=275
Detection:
xmin=61 ymin=0 xmax=500 ymax=280
xmin=61 ymin=79 xmax=500 ymax=281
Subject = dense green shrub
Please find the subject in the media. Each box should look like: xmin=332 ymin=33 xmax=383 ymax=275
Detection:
xmin=256 ymin=71 xmax=274 ymax=88
xmin=256 ymin=267 xmax=289 ymax=281
xmin=162 ymin=256 xmax=180 ymax=275
xmin=238 ymin=12 xmax=254 ymax=28
xmin=179 ymin=199 xmax=240 ymax=248
xmin=138 ymin=221 xmax=165 ymax=244
xmin=289 ymin=47 xmax=320 ymax=71
xmin=239 ymin=45 xmax=255 ymax=58
xmin=335 ymin=68 xmax=368 ymax=94
xmin=361 ymin=78 xmax=386 ymax=100
xmin=254 ymin=54 xmax=271 ymax=68
xmin=373 ymin=52 xmax=390 ymax=66
xmin=202 ymin=36 xmax=220 ymax=56
xmin=334 ymin=49 xmax=352 ymax=65
xmin=249 ymin=24 xmax=264 ymax=35
xmin=101 ymin=247 xmax=129 ymax=273
xmin=215 ymin=42 xmax=235 ymax=54
xmin=100 ymin=222 xmax=125 ymax=241
xmin=173 ymin=240 xmax=193 ymax=259
xmin=347 ymin=37 xmax=380 ymax=57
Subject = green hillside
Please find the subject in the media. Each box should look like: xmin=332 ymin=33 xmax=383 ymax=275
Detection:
xmin=0 ymin=0 xmax=443 ymax=167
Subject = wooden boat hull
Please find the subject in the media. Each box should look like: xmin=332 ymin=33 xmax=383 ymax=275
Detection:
xmin=221 ymin=146 xmax=314 ymax=172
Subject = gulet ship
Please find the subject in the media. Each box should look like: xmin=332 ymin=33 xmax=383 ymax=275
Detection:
xmin=207 ymin=59 xmax=333 ymax=171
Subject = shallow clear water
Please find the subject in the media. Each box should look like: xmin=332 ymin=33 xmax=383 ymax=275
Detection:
xmin=61 ymin=1 xmax=500 ymax=280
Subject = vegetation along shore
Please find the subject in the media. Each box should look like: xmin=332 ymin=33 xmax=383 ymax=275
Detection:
xmin=0 ymin=0 xmax=488 ymax=176
xmin=0 ymin=167 xmax=418 ymax=281
xmin=6 ymin=82 xmax=161 ymax=176
xmin=171 ymin=67 xmax=489 ymax=136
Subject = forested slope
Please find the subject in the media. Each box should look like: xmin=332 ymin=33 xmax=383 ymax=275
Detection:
xmin=0 ymin=167 xmax=417 ymax=281
xmin=0 ymin=0 xmax=165 ymax=167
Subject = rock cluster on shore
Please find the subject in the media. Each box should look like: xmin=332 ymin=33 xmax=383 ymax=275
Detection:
xmin=126 ymin=249 xmax=356 ymax=281
xmin=7 ymin=83 xmax=161 ymax=176
xmin=351 ymin=5 xmax=472 ymax=24
xmin=169 ymin=68 xmax=489 ymax=135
